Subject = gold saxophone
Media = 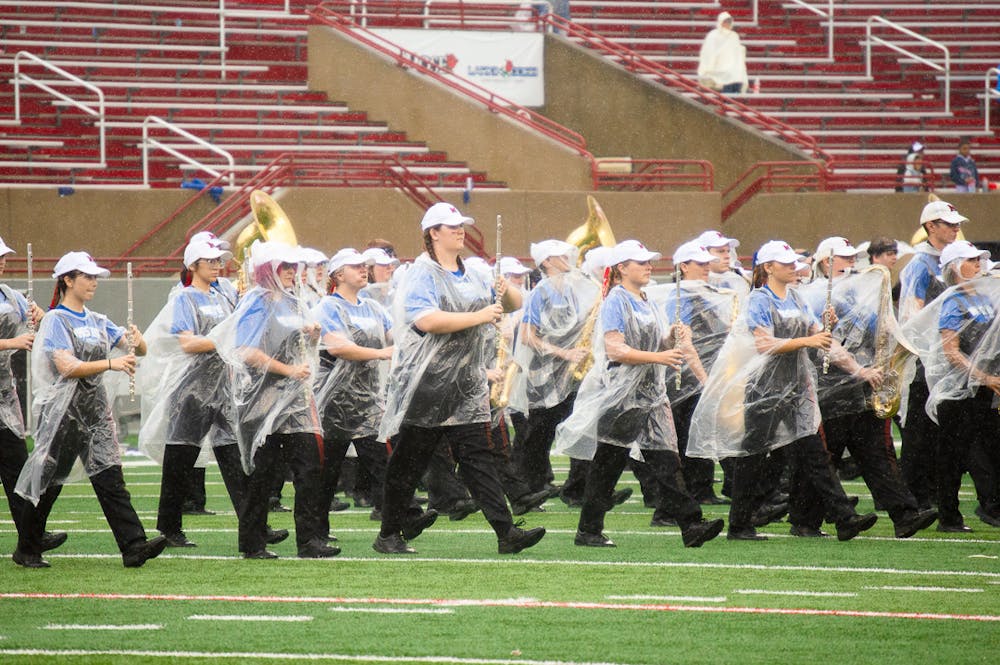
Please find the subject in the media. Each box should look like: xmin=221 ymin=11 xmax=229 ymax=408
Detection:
xmin=865 ymin=264 xmax=911 ymax=419
xmin=568 ymin=300 xmax=602 ymax=381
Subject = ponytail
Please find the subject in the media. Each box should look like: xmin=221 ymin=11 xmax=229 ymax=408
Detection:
xmin=751 ymin=263 xmax=768 ymax=289
xmin=179 ymin=265 xmax=193 ymax=287
xmin=423 ymin=227 xmax=464 ymax=273
xmin=49 ymin=270 xmax=80 ymax=308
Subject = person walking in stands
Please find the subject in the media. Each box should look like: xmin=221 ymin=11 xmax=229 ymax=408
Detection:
xmin=15 ymin=252 xmax=167 ymax=568
xmin=950 ymin=138 xmax=980 ymax=193
xmin=375 ymin=202 xmax=545 ymax=555
xmin=554 ymin=240 xmax=725 ymax=548
xmin=0 ymin=237 xmax=63 ymax=565
xmin=209 ymin=241 xmax=336 ymax=559
xmin=698 ymin=11 xmax=748 ymax=94
xmin=687 ymin=241 xmax=879 ymax=542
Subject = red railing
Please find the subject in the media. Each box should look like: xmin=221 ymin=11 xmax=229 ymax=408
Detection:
xmin=593 ymin=158 xmax=714 ymax=191
xmin=3 ymin=256 xmax=181 ymax=277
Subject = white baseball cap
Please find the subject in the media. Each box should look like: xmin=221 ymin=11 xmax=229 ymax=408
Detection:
xmin=463 ymin=256 xmax=493 ymax=279
xmin=184 ymin=240 xmax=233 ymax=268
xmin=755 ymin=240 xmax=804 ymax=265
xmin=611 ymin=240 xmax=661 ymax=265
xmin=696 ymin=230 xmax=739 ymax=249
xmin=498 ymin=256 xmax=530 ymax=275
xmin=52 ymin=251 xmax=111 ymax=278
xmin=530 ymin=239 xmax=575 ymax=267
xmin=920 ymin=200 xmax=968 ymax=225
xmin=815 ymin=236 xmax=864 ymax=259
xmin=251 ymin=240 xmax=300 ymax=270
xmin=327 ymin=248 xmax=372 ymax=274
xmin=362 ymin=247 xmax=399 ymax=266
xmin=298 ymin=247 xmax=328 ymax=266
xmin=421 ymin=202 xmax=474 ymax=231
xmin=0 ymin=236 xmax=15 ymax=257
xmin=190 ymin=231 xmax=231 ymax=250
xmin=939 ymin=241 xmax=990 ymax=268
xmin=673 ymin=241 xmax=718 ymax=266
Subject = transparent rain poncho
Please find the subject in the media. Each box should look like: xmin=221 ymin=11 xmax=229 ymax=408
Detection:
xmin=379 ymin=254 xmax=494 ymax=442
xmin=313 ymin=292 xmax=392 ymax=440
xmin=359 ymin=281 xmax=394 ymax=310
xmin=553 ymin=285 xmax=678 ymax=461
xmin=0 ymin=284 xmax=30 ymax=437
xmin=649 ymin=281 xmax=738 ymax=407
xmin=508 ymin=270 xmax=601 ymax=413
xmin=902 ymin=276 xmax=1000 ymax=423
xmin=687 ymin=286 xmax=822 ymax=461
xmin=208 ymin=260 xmax=321 ymax=474
xmin=137 ymin=283 xmax=236 ymax=464
xmin=898 ymin=243 xmax=945 ymax=324
xmin=15 ymin=307 xmax=128 ymax=505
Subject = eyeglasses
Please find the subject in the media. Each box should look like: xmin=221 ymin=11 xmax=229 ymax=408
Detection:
xmin=201 ymin=258 xmax=224 ymax=267
xmin=278 ymin=262 xmax=298 ymax=271
xmin=933 ymin=221 xmax=961 ymax=229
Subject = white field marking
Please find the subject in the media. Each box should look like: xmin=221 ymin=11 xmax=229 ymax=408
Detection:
xmin=20 ymin=555 xmax=1000 ymax=578
xmin=0 ymin=650 xmax=634 ymax=665
xmin=6 ymin=595 xmax=1000 ymax=624
xmin=43 ymin=624 xmax=163 ymax=631
xmin=328 ymin=607 xmax=454 ymax=614
xmin=733 ymin=589 xmax=859 ymax=598
xmin=188 ymin=614 xmax=314 ymax=622
xmin=863 ymin=586 xmax=984 ymax=593
xmin=605 ymin=595 xmax=727 ymax=603
xmin=970 ymin=555 xmax=999 ymax=559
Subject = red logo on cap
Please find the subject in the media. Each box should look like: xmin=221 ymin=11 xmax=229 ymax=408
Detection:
xmin=449 ymin=206 xmax=458 ymax=214
xmin=948 ymin=204 xmax=957 ymax=212
xmin=783 ymin=244 xmax=791 ymax=251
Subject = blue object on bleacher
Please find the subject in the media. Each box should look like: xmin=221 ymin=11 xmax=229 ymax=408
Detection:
xmin=58 ymin=186 xmax=75 ymax=197
xmin=181 ymin=178 xmax=224 ymax=204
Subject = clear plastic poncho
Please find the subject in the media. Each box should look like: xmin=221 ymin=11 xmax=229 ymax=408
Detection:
xmin=379 ymin=253 xmax=494 ymax=442
xmin=16 ymin=307 xmax=127 ymax=505
xmin=358 ymin=281 xmax=394 ymax=310
xmin=313 ymin=293 xmax=392 ymax=440
xmin=649 ymin=280 xmax=737 ymax=407
xmin=553 ymin=285 xmax=678 ymax=461
xmin=687 ymin=286 xmax=821 ymax=461
xmin=902 ymin=276 xmax=1000 ymax=423
xmin=508 ymin=270 xmax=601 ymax=413
xmin=208 ymin=262 xmax=321 ymax=474
xmin=898 ymin=243 xmax=945 ymax=324
xmin=137 ymin=283 xmax=236 ymax=464
xmin=0 ymin=284 xmax=30 ymax=437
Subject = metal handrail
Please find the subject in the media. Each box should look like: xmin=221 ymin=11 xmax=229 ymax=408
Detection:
xmin=785 ymin=0 xmax=833 ymax=61
xmin=141 ymin=115 xmax=235 ymax=188
xmin=986 ymin=67 xmax=999 ymax=133
xmin=421 ymin=0 xmax=552 ymax=30
xmin=865 ymin=16 xmax=950 ymax=114
xmin=0 ymin=51 xmax=106 ymax=167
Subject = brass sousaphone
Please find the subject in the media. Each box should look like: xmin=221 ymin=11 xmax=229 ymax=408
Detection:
xmin=234 ymin=190 xmax=299 ymax=291
xmin=566 ymin=195 xmax=617 ymax=266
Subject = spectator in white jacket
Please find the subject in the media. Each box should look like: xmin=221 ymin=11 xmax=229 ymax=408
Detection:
xmin=698 ymin=11 xmax=748 ymax=94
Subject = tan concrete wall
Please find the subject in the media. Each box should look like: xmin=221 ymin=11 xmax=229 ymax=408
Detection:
xmin=307 ymin=25 xmax=592 ymax=191
xmin=541 ymin=35 xmax=812 ymax=190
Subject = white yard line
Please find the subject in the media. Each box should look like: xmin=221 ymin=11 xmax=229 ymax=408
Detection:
xmin=606 ymin=595 xmax=727 ymax=603
xmin=733 ymin=589 xmax=859 ymax=598
xmin=188 ymin=614 xmax=314 ymax=621
xmin=42 ymin=624 xmax=162 ymax=630
xmin=328 ymin=607 xmax=454 ymax=614
xmin=864 ymin=586 xmax=984 ymax=593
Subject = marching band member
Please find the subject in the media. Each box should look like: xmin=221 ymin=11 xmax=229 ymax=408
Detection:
xmin=313 ymin=248 xmax=393 ymax=539
xmin=898 ymin=201 xmax=965 ymax=512
xmin=554 ymin=240 xmax=724 ymax=548
xmin=375 ymin=202 xmax=544 ymax=555
xmin=358 ymin=246 xmax=400 ymax=310
xmin=903 ymin=241 xmax=1000 ymax=530
xmin=688 ymin=241 xmax=878 ymax=541
xmin=15 ymin=252 xmax=166 ymax=568
xmin=299 ymin=247 xmax=328 ymax=307
xmin=209 ymin=241 xmax=335 ymax=559
xmin=697 ymin=230 xmax=750 ymax=298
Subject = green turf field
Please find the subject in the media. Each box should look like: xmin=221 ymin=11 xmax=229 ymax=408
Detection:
xmin=1 ymin=450 xmax=997 ymax=665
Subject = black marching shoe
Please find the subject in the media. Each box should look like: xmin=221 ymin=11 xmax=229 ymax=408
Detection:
xmin=649 ymin=516 xmax=678 ymax=527
xmin=182 ymin=502 xmax=215 ymax=516
xmin=498 ymin=522 xmax=546 ymax=554
xmin=975 ymin=506 xmax=1000 ymax=528
xmin=611 ymin=488 xmax=633 ymax=506
xmin=698 ymin=494 xmax=730 ymax=506
xmin=40 ymin=531 xmax=68 ymax=552
xmin=727 ymin=527 xmax=767 ymax=541
xmin=511 ymin=490 xmax=549 ymax=516
xmin=243 ymin=549 xmax=279 ymax=559
xmin=752 ymin=501 xmax=789 ymax=527
xmin=789 ymin=524 xmax=830 ymax=538
xmin=559 ymin=492 xmax=583 ymax=508
xmin=682 ymin=519 xmax=724 ymax=548
xmin=447 ymin=499 xmax=479 ymax=522
xmin=836 ymin=512 xmax=878 ymax=541
xmin=402 ymin=509 xmax=439 ymax=540
xmin=936 ymin=522 xmax=973 ymax=533
xmin=162 ymin=531 xmax=197 ymax=548
xmin=369 ymin=508 xmax=382 ymax=521
xmin=893 ymin=508 xmax=938 ymax=539
xmin=266 ymin=527 xmax=289 ymax=545
xmin=574 ymin=531 xmax=615 ymax=547
xmin=298 ymin=539 xmax=341 ymax=558
xmin=13 ymin=549 xmax=50 ymax=568
xmin=268 ymin=497 xmax=291 ymax=513
xmin=373 ymin=533 xmax=416 ymax=554
xmin=330 ymin=497 xmax=351 ymax=512
xmin=123 ymin=535 xmax=168 ymax=568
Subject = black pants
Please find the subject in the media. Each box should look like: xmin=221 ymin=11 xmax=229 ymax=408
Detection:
xmin=381 ymin=423 xmax=513 ymax=538
xmin=823 ymin=412 xmax=919 ymax=524
xmin=239 ymin=432 xmax=324 ymax=553
xmin=156 ymin=443 xmax=247 ymax=535
xmin=0 ymin=426 xmax=29 ymax=543
xmin=521 ymin=394 xmax=575 ymax=492
xmin=672 ymin=396 xmax=717 ymax=500
xmin=730 ymin=434 xmax=855 ymax=531
xmin=425 ymin=441 xmax=472 ymax=510
xmin=936 ymin=396 xmax=1000 ymax=524
xmin=900 ymin=373 xmax=940 ymax=508
xmin=319 ymin=434 xmax=387 ymax=537
xmin=579 ymin=443 xmax=701 ymax=534
xmin=183 ymin=467 xmax=207 ymax=509
xmin=491 ymin=413 xmax=533 ymax=502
